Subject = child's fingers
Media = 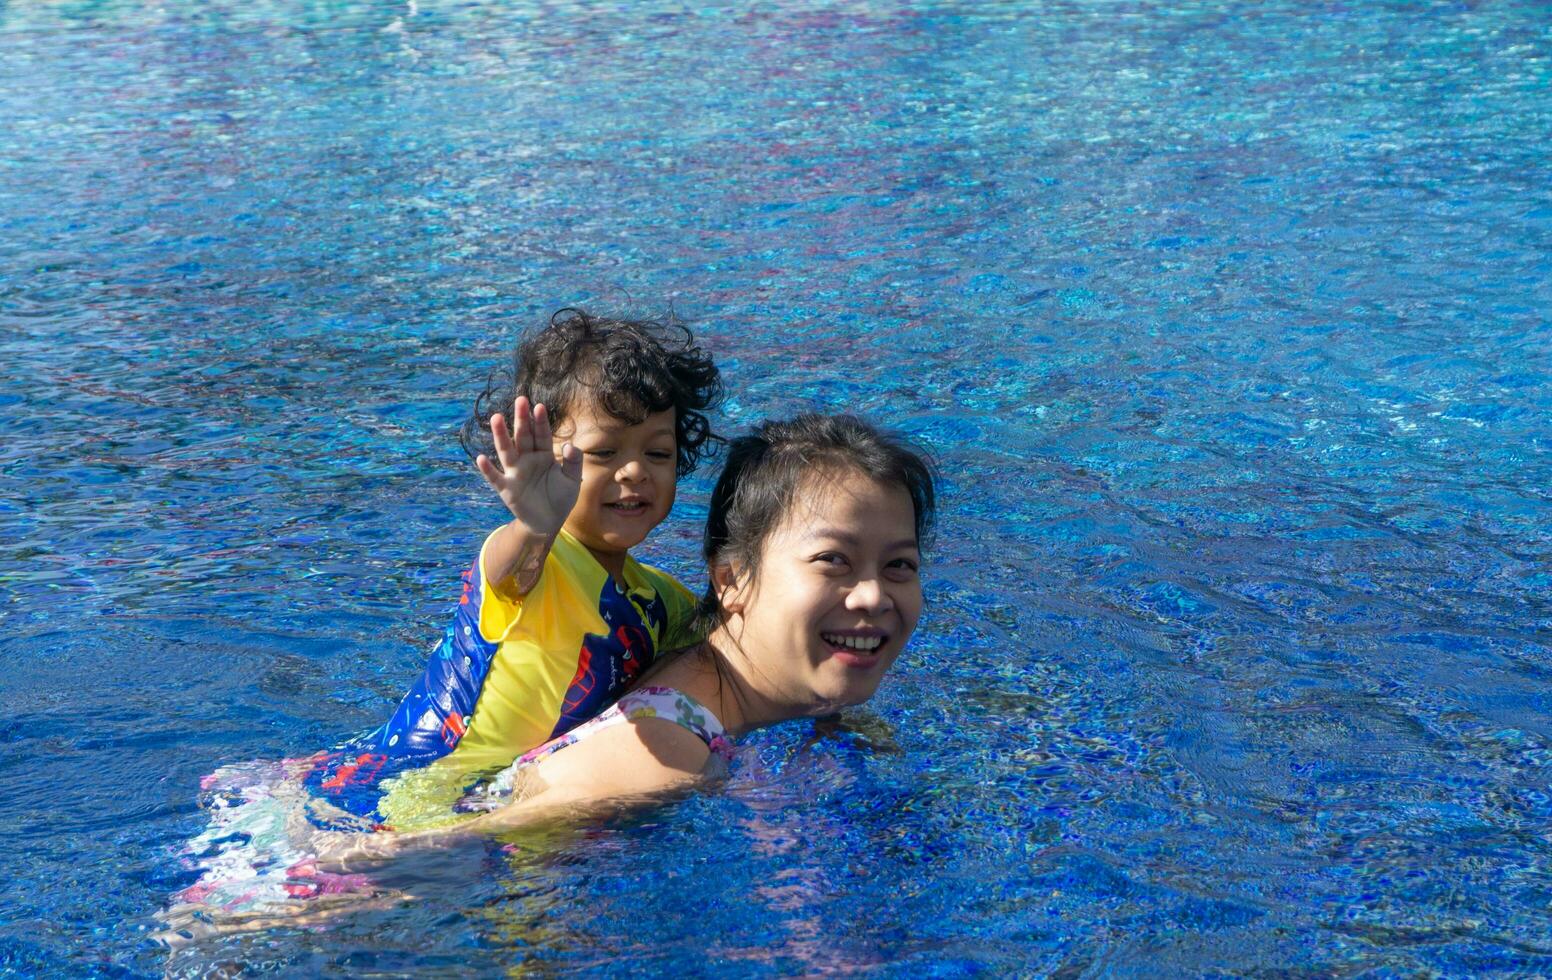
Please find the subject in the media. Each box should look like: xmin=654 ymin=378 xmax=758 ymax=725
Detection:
xmin=475 ymin=453 xmax=504 ymax=490
xmin=490 ymin=413 xmax=518 ymax=472
xmin=532 ymin=402 xmax=553 ymax=449
xmin=559 ymin=442 xmax=582 ymax=483
xmin=511 ymin=395 xmax=535 ymax=454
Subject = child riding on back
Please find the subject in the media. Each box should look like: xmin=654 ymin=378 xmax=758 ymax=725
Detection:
xmin=160 ymin=411 xmax=933 ymax=933
xmin=303 ymin=308 xmax=722 ymax=828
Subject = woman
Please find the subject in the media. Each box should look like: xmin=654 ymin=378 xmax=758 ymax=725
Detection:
xmin=313 ymin=412 xmax=936 ymax=865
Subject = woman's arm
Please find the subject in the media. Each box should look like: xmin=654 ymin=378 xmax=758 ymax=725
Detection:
xmin=312 ymin=718 xmax=714 ymax=870
xmin=467 ymin=716 xmax=714 ymax=831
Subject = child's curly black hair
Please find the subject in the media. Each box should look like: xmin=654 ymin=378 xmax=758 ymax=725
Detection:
xmin=460 ymin=308 xmax=723 ymax=477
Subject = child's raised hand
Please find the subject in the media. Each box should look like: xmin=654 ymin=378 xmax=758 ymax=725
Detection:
xmin=476 ymin=396 xmax=583 ymax=535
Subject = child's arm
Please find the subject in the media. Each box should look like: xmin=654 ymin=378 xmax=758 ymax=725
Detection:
xmin=474 ymin=395 xmax=583 ymax=595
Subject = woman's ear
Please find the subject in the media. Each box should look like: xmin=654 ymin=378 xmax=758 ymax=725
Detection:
xmin=711 ymin=560 xmax=748 ymax=614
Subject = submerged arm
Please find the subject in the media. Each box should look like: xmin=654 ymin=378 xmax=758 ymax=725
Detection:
xmin=313 ymin=719 xmax=714 ymax=870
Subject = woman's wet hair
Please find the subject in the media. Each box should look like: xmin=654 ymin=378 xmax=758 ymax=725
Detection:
xmin=461 ymin=308 xmax=723 ymax=477
xmin=696 ymin=413 xmax=937 ymax=630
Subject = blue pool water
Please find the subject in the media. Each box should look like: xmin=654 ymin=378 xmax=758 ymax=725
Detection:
xmin=3 ymin=0 xmax=1551 ymax=974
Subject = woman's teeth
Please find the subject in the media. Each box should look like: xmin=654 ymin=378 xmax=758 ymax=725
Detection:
xmin=822 ymin=633 xmax=883 ymax=651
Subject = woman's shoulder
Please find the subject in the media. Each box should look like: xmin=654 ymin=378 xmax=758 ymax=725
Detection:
xmin=530 ymin=694 xmax=717 ymax=797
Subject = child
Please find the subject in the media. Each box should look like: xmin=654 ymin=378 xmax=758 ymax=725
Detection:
xmin=302 ymin=308 xmax=722 ymax=829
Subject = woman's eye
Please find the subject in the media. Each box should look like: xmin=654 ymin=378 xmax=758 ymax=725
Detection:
xmin=812 ymin=552 xmax=848 ymax=567
xmin=886 ymin=558 xmax=920 ymax=577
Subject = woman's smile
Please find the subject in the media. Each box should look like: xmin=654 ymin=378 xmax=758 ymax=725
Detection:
xmin=819 ymin=629 xmax=888 ymax=668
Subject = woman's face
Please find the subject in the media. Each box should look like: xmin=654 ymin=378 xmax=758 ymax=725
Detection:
xmin=725 ymin=468 xmax=923 ymax=713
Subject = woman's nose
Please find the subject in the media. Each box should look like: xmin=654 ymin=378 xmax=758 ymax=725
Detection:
xmin=844 ymin=575 xmax=895 ymax=616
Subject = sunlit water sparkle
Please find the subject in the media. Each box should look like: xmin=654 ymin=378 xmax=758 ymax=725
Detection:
xmin=2 ymin=0 xmax=1550 ymax=975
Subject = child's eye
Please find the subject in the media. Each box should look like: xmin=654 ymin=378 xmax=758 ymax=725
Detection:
xmin=647 ymin=450 xmax=674 ymax=462
xmin=583 ymin=449 xmax=615 ymax=460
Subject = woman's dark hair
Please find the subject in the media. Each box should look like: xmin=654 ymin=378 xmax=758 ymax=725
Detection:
xmin=697 ymin=413 xmax=937 ymax=630
xmin=461 ymin=308 xmax=723 ymax=477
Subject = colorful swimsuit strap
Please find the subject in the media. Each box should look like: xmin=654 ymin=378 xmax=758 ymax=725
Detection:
xmin=621 ymin=685 xmax=735 ymax=760
xmin=458 ymin=685 xmax=734 ymax=812
xmin=517 ymin=684 xmax=735 ymax=768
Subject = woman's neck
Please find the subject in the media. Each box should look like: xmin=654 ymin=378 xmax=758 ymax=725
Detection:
xmin=647 ymin=629 xmax=800 ymax=738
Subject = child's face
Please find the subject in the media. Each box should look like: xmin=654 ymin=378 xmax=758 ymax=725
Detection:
xmin=723 ymin=468 xmax=922 ymax=713
xmin=552 ymin=401 xmax=677 ymax=575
